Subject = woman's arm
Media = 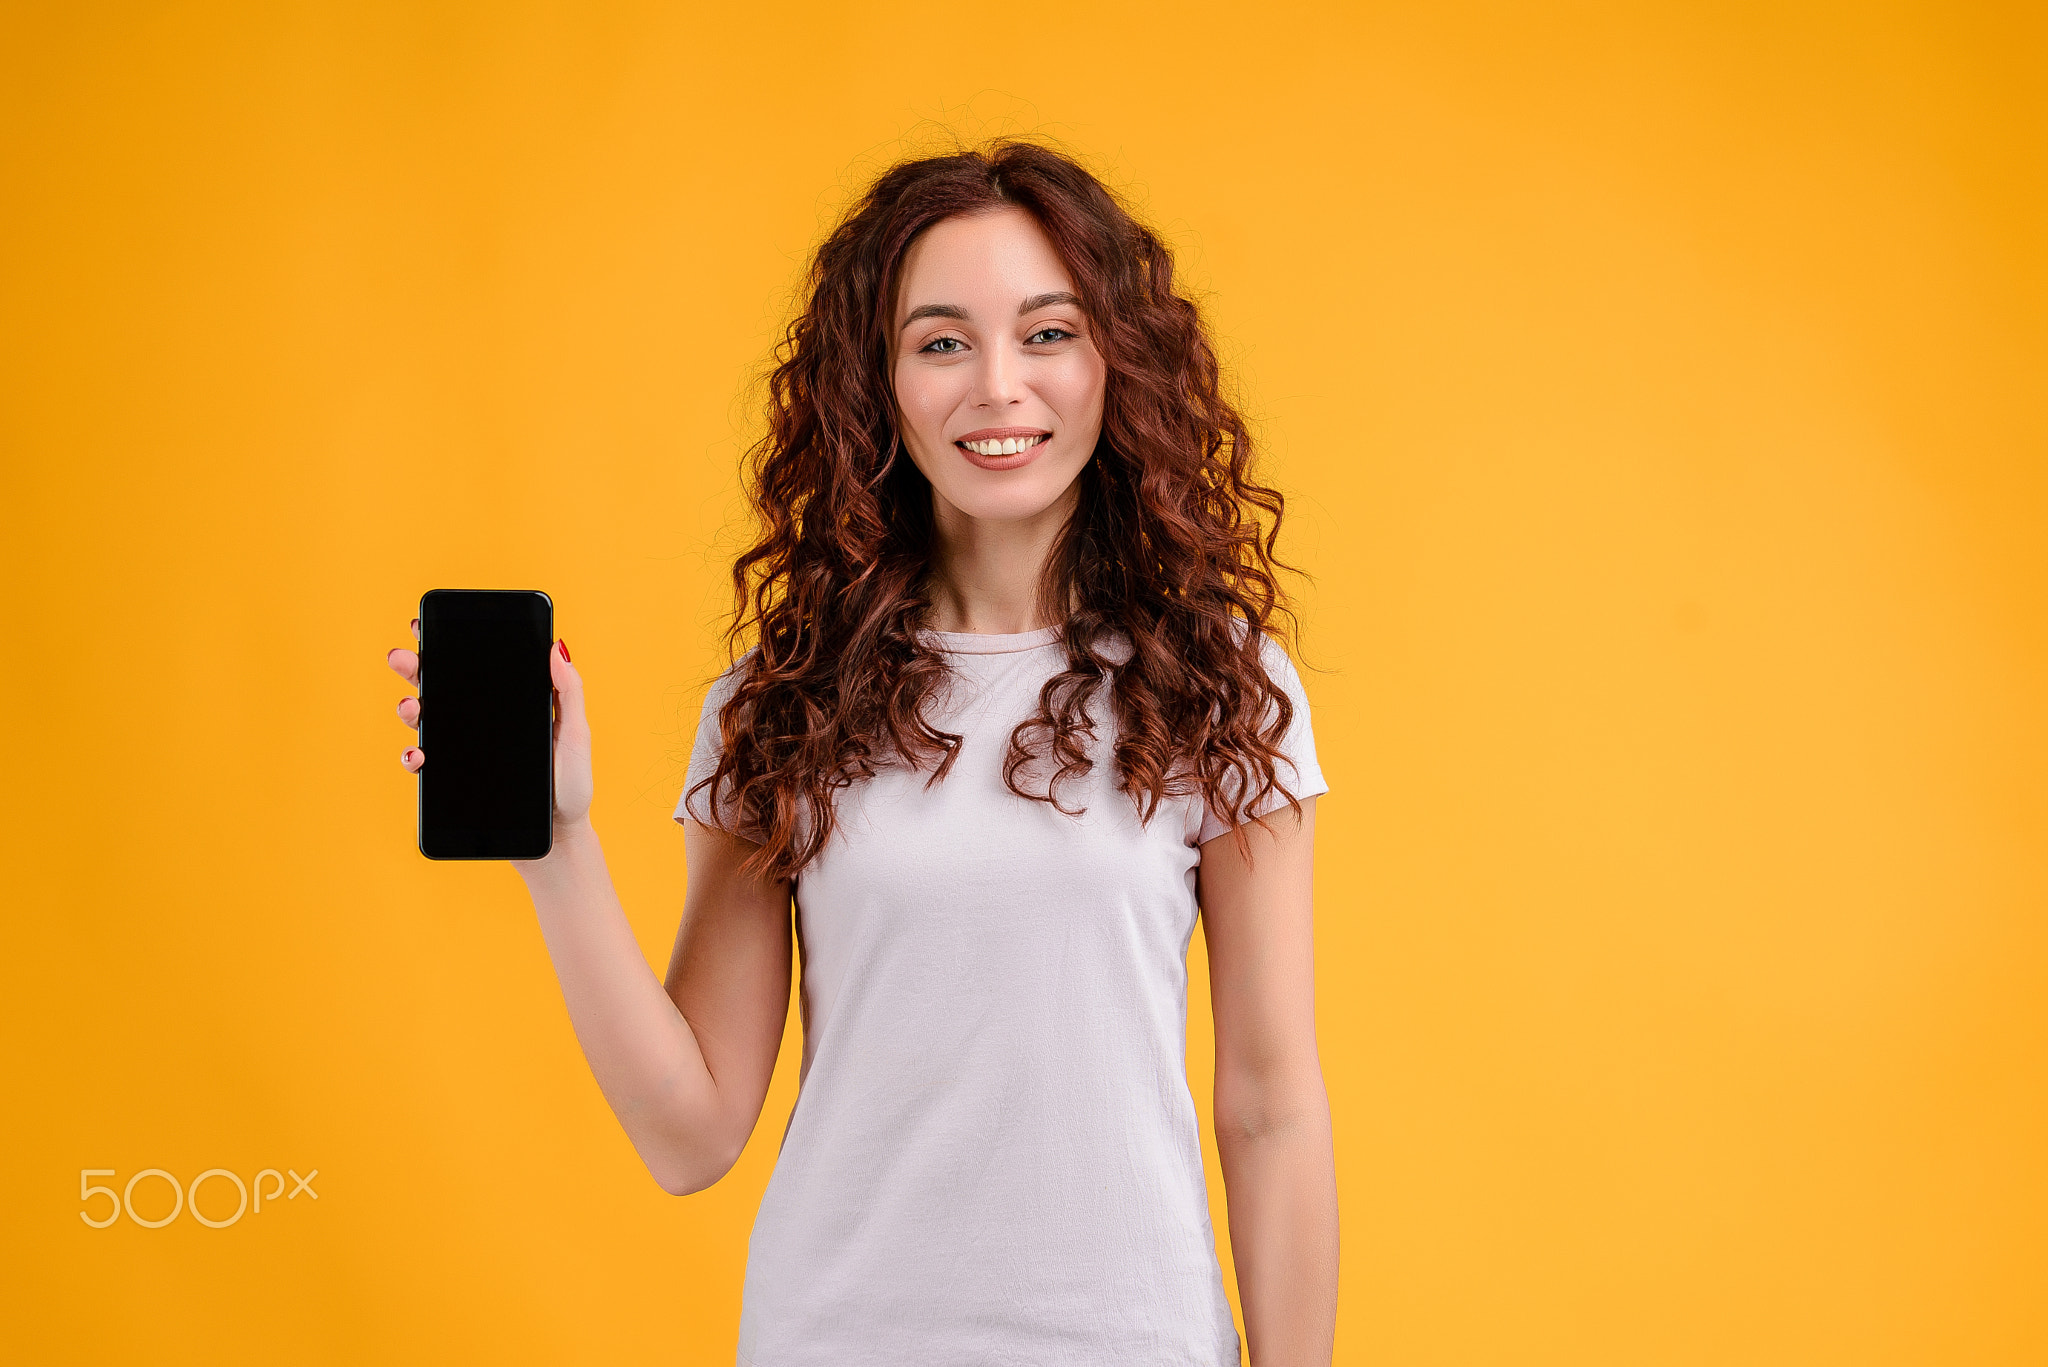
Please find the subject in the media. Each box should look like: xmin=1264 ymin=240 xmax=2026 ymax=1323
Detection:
xmin=1198 ymin=798 xmax=1338 ymax=1367
xmin=390 ymin=636 xmax=792 ymax=1195
xmin=516 ymin=817 xmax=792 ymax=1195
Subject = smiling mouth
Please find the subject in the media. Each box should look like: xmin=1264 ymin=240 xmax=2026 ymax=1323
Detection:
xmin=955 ymin=433 xmax=1050 ymax=457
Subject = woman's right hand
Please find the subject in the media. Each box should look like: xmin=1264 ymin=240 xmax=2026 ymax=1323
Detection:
xmin=387 ymin=622 xmax=596 ymax=840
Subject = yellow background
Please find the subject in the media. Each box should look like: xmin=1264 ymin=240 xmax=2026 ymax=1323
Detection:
xmin=3 ymin=2 xmax=2043 ymax=1362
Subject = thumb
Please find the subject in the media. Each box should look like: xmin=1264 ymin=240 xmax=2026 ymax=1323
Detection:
xmin=550 ymin=640 xmax=587 ymax=725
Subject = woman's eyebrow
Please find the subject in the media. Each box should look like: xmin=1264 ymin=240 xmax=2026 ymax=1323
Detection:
xmin=1018 ymin=291 xmax=1082 ymax=314
xmin=901 ymin=302 xmax=968 ymax=328
xmin=899 ymin=292 xmax=1082 ymax=330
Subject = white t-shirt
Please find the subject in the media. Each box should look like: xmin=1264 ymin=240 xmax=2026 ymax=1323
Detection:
xmin=675 ymin=624 xmax=1327 ymax=1367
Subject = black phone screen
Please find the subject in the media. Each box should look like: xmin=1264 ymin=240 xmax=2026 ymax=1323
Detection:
xmin=417 ymin=589 xmax=555 ymax=860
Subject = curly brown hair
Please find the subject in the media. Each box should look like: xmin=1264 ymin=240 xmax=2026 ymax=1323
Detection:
xmin=691 ymin=140 xmax=1305 ymax=880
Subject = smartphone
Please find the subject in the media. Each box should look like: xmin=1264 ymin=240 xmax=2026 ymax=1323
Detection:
xmin=416 ymin=589 xmax=555 ymax=860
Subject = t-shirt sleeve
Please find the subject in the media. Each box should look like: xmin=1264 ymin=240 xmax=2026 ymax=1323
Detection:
xmin=673 ymin=654 xmax=761 ymax=839
xmin=1197 ymin=633 xmax=1329 ymax=845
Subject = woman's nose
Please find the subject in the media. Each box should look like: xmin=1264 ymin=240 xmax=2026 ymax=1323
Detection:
xmin=973 ymin=344 xmax=1027 ymax=407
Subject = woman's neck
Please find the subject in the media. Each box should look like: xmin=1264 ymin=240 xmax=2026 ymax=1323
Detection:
xmin=921 ymin=483 xmax=1076 ymax=635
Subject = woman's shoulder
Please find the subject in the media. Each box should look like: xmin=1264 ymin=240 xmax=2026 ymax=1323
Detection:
xmin=695 ymin=647 xmax=761 ymax=719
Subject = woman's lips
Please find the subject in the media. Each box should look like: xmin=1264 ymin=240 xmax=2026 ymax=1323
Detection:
xmin=954 ymin=430 xmax=1050 ymax=470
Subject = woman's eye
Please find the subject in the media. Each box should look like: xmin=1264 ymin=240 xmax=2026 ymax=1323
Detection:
xmin=1027 ymin=327 xmax=1073 ymax=344
xmin=921 ymin=336 xmax=965 ymax=354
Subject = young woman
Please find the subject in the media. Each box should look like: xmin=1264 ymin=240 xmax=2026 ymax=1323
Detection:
xmin=388 ymin=141 xmax=1338 ymax=1366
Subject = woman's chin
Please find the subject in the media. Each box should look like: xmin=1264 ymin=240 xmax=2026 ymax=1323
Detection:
xmin=939 ymin=489 xmax=1067 ymax=526
xmin=930 ymin=461 xmax=1089 ymax=527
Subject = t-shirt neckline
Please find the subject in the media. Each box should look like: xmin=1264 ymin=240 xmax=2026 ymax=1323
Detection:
xmin=919 ymin=624 xmax=1064 ymax=655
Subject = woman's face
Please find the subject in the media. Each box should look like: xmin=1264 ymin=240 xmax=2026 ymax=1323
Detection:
xmin=891 ymin=206 xmax=1107 ymax=525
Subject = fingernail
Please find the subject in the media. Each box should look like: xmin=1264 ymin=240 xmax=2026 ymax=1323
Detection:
xmin=558 ymin=640 xmax=571 ymax=662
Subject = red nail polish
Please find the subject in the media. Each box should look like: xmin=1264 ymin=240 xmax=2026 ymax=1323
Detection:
xmin=558 ymin=640 xmax=571 ymax=662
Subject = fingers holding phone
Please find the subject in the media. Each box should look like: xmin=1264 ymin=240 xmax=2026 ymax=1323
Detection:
xmin=389 ymin=616 xmax=423 ymax=771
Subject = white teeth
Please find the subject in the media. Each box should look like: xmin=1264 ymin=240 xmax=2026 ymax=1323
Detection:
xmin=963 ymin=435 xmax=1044 ymax=456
